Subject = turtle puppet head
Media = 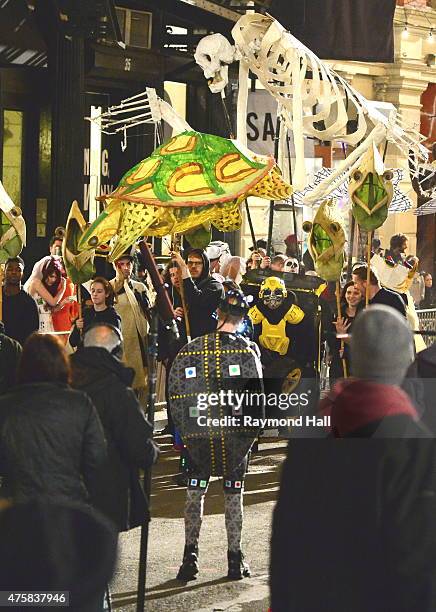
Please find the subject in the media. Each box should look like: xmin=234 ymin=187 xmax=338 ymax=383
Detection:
xmin=348 ymin=143 xmax=394 ymax=232
xmin=302 ymin=199 xmax=345 ymax=282
xmin=259 ymin=276 xmax=287 ymax=310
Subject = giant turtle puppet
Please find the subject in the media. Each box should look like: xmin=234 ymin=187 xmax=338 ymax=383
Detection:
xmin=75 ymin=131 xmax=292 ymax=264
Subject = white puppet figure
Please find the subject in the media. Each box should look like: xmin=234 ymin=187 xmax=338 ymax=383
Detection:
xmin=194 ymin=33 xmax=240 ymax=94
xmin=194 ymin=13 xmax=428 ymax=200
xmin=371 ymin=253 xmax=426 ymax=353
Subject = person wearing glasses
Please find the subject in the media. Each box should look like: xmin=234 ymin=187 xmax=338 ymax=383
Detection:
xmin=170 ymin=249 xmax=224 ymax=339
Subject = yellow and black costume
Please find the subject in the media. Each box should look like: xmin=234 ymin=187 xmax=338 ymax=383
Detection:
xmin=248 ymin=277 xmax=309 ymax=361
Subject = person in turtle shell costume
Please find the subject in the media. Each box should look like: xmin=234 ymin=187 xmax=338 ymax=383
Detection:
xmin=169 ymin=286 xmax=264 ymax=582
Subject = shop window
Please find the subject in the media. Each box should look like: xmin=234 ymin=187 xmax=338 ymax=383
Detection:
xmin=2 ymin=110 xmax=23 ymax=207
xmin=115 ymin=7 xmax=152 ymax=49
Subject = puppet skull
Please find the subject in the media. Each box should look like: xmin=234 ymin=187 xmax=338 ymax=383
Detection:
xmin=194 ymin=33 xmax=237 ymax=94
xmin=284 ymin=257 xmax=299 ymax=274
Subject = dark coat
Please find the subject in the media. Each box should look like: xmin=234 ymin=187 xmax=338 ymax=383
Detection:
xmin=369 ymin=286 xmax=407 ymax=317
xmin=2 ymin=289 xmax=39 ymax=346
xmin=182 ymin=248 xmax=224 ymax=339
xmin=0 ymin=383 xmax=106 ymax=504
xmin=420 ymin=286 xmax=436 ymax=309
xmin=157 ymin=281 xmax=188 ymax=363
xmin=69 ymin=305 xmax=121 ymax=348
xmin=270 ymin=381 xmax=436 ymax=612
xmin=0 ymin=323 xmax=22 ymax=395
xmin=327 ymin=304 xmax=362 ymax=383
xmin=70 ymin=347 xmax=159 ymax=531
xmin=403 ymin=344 xmax=436 ymax=434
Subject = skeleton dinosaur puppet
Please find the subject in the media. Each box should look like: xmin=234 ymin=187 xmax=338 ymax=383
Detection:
xmin=195 ymin=13 xmax=428 ymax=201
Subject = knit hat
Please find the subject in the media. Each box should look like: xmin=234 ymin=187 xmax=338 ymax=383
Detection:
xmin=350 ymin=304 xmax=414 ymax=386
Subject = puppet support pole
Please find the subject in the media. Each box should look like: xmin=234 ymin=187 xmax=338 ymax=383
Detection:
xmin=136 ymin=308 xmax=159 ymax=612
xmin=285 ymin=131 xmax=301 ymax=263
xmin=220 ymin=92 xmax=258 ymax=255
xmin=346 ymin=214 xmax=356 ymax=282
xmin=236 ymin=61 xmax=249 ymax=147
xmin=335 ymin=280 xmax=347 ymax=378
xmin=266 ymin=115 xmax=281 ymax=257
xmin=245 ymin=200 xmax=258 ymax=252
xmin=0 ymin=265 xmax=3 ymax=322
xmin=172 ymin=235 xmax=191 ymax=343
xmin=365 ymin=231 xmax=373 ymax=307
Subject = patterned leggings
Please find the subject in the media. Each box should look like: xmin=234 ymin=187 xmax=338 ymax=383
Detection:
xmin=184 ymin=484 xmax=244 ymax=553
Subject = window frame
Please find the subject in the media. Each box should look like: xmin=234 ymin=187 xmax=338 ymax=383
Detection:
xmin=1 ymin=108 xmax=25 ymax=209
xmin=115 ymin=6 xmax=152 ymax=49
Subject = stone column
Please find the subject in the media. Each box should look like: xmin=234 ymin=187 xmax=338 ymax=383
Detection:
xmin=47 ymin=33 xmax=85 ymax=233
xmin=373 ymin=67 xmax=432 ymax=256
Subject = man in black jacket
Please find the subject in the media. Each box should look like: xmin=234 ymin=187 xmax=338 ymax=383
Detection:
xmin=2 ymin=257 xmax=39 ymax=345
xmin=170 ymin=248 xmax=224 ymax=339
xmin=70 ymin=323 xmax=159 ymax=532
xmin=352 ymin=263 xmax=407 ymax=316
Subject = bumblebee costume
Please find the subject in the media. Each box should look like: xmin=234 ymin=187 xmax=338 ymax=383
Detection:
xmin=248 ymin=277 xmax=305 ymax=359
xmin=248 ymin=277 xmax=316 ymax=406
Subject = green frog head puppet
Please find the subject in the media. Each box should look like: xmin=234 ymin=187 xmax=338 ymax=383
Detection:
xmin=348 ymin=143 xmax=394 ymax=232
xmin=302 ymin=199 xmax=345 ymax=281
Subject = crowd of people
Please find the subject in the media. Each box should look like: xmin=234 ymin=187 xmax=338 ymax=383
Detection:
xmin=1 ymin=229 xmax=436 ymax=609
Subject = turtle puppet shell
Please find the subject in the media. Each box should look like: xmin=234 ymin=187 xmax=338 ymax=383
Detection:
xmin=104 ymin=131 xmax=281 ymax=207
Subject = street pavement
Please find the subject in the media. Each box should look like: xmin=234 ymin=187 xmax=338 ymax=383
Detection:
xmin=109 ymin=431 xmax=288 ymax=611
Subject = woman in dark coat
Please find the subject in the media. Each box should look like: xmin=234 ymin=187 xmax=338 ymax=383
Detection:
xmin=0 ymin=333 xmax=106 ymax=504
xmin=420 ymin=272 xmax=436 ymax=309
xmin=69 ymin=276 xmax=121 ymax=348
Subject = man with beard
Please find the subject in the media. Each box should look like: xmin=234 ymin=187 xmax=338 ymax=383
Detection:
xmin=385 ymin=233 xmax=408 ymax=264
xmin=170 ymin=249 xmax=224 ymax=339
